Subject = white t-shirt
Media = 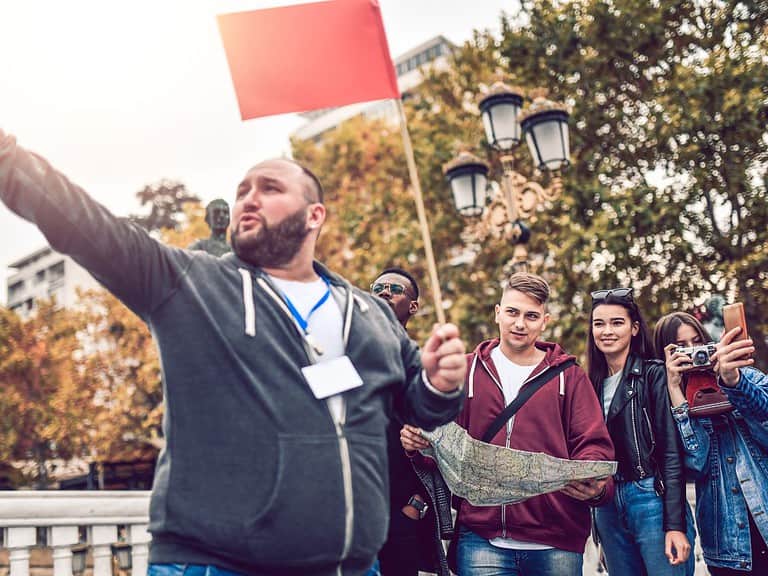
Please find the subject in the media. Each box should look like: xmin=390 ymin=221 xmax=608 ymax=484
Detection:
xmin=602 ymin=372 xmax=623 ymax=418
xmin=269 ymin=275 xmax=345 ymax=422
xmin=488 ymin=345 xmax=553 ymax=551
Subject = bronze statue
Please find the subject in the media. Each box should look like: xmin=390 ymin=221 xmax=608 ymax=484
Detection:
xmin=188 ymin=199 xmax=231 ymax=257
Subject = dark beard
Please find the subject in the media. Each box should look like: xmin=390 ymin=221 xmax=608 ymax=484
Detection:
xmin=231 ymin=206 xmax=310 ymax=268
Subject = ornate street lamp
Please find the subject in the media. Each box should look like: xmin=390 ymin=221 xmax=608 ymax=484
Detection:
xmin=444 ymin=81 xmax=570 ymax=271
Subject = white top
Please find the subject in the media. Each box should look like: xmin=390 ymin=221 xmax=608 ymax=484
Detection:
xmin=602 ymin=371 xmax=623 ymax=418
xmin=490 ymin=346 xmax=538 ymax=406
xmin=488 ymin=345 xmax=553 ymax=551
xmin=269 ymin=275 xmax=345 ymax=422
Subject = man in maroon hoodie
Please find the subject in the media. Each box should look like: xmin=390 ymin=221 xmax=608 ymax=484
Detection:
xmin=402 ymin=272 xmax=615 ymax=575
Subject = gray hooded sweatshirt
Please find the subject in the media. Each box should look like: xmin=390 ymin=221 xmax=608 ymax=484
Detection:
xmin=0 ymin=131 xmax=463 ymax=576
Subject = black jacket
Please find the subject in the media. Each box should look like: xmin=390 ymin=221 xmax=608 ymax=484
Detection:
xmin=600 ymin=355 xmax=687 ymax=532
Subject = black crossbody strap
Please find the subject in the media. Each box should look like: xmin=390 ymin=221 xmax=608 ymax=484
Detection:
xmin=481 ymin=358 xmax=576 ymax=443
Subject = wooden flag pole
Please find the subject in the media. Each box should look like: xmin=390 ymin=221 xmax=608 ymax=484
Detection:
xmin=396 ymin=99 xmax=446 ymax=325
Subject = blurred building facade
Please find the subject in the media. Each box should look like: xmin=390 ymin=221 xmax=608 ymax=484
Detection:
xmin=5 ymin=246 xmax=99 ymax=316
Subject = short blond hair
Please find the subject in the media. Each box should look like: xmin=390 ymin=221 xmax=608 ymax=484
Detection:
xmin=502 ymin=272 xmax=550 ymax=305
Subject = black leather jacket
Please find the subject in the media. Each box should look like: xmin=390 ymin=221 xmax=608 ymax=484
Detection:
xmin=600 ymin=355 xmax=687 ymax=532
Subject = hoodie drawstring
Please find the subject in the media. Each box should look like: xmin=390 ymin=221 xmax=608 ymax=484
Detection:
xmin=238 ymin=268 xmax=256 ymax=337
xmin=468 ymin=354 xmax=479 ymax=398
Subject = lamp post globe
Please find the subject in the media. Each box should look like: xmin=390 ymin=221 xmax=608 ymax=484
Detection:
xmin=443 ymin=151 xmax=490 ymax=217
xmin=520 ymin=99 xmax=570 ymax=171
xmin=478 ymin=82 xmax=525 ymax=151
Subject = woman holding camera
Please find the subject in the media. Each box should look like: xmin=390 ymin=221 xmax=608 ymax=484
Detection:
xmin=655 ymin=312 xmax=768 ymax=574
xmin=587 ymin=288 xmax=694 ymax=575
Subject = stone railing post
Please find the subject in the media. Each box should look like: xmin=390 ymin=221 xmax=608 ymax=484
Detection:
xmin=6 ymin=526 xmax=36 ymax=576
xmin=49 ymin=525 xmax=80 ymax=576
xmin=89 ymin=525 xmax=117 ymax=576
xmin=130 ymin=523 xmax=152 ymax=576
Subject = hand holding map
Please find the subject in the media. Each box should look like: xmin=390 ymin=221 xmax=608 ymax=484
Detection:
xmin=420 ymin=421 xmax=617 ymax=506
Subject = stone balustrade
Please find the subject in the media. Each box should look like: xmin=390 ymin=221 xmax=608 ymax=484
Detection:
xmin=0 ymin=487 xmax=708 ymax=576
xmin=0 ymin=491 xmax=150 ymax=576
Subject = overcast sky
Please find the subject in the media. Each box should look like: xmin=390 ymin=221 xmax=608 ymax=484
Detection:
xmin=0 ymin=0 xmax=516 ymax=304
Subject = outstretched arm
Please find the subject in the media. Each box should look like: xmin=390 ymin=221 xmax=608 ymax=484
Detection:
xmin=0 ymin=129 xmax=191 ymax=319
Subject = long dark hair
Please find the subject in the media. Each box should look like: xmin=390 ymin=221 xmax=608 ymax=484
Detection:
xmin=653 ymin=312 xmax=713 ymax=360
xmin=587 ymin=294 xmax=654 ymax=390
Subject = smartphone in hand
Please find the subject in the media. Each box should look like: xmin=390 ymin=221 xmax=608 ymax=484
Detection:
xmin=722 ymin=302 xmax=748 ymax=341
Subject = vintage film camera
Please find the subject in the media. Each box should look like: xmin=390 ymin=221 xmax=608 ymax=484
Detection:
xmin=675 ymin=343 xmax=717 ymax=370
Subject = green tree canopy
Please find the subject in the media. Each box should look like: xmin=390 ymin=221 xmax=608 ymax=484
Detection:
xmin=294 ymin=0 xmax=767 ymax=365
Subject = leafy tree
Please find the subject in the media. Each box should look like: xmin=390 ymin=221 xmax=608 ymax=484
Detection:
xmin=493 ymin=0 xmax=768 ymax=363
xmin=130 ymin=179 xmax=200 ymax=233
xmin=77 ymin=289 xmax=164 ymax=459
xmin=0 ymin=302 xmax=94 ymax=487
xmin=295 ymin=0 xmax=768 ymax=366
xmin=165 ymin=202 xmax=212 ymax=248
xmin=0 ymin=191 xmax=209 ymax=487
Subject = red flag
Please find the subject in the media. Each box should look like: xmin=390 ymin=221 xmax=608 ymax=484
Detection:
xmin=217 ymin=0 xmax=400 ymax=120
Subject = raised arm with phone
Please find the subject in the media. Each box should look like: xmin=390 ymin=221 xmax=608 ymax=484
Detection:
xmin=655 ymin=309 xmax=768 ymax=574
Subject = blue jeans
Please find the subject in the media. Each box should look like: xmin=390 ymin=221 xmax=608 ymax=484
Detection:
xmin=149 ymin=561 xmax=381 ymax=576
xmin=456 ymin=527 xmax=582 ymax=576
xmin=366 ymin=558 xmax=381 ymax=576
xmin=148 ymin=566 xmax=245 ymax=576
xmin=594 ymin=477 xmax=696 ymax=576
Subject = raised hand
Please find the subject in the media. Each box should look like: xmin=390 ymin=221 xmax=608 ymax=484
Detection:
xmin=713 ymin=327 xmax=755 ymax=387
xmin=421 ymin=323 xmax=466 ymax=393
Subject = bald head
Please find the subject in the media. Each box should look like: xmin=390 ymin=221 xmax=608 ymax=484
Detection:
xmin=249 ymin=158 xmax=324 ymax=204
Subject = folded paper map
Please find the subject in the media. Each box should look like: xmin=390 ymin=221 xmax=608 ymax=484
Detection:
xmin=420 ymin=421 xmax=617 ymax=506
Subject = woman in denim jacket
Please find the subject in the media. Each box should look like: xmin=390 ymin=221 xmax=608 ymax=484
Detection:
xmin=655 ymin=312 xmax=768 ymax=574
xmin=587 ymin=288 xmax=694 ymax=575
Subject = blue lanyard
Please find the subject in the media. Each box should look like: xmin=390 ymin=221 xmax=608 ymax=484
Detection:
xmin=281 ymin=275 xmax=331 ymax=333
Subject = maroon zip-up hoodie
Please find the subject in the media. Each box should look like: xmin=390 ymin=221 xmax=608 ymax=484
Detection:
xmin=457 ymin=339 xmax=615 ymax=553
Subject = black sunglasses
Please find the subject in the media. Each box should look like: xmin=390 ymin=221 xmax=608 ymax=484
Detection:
xmin=591 ymin=287 xmax=634 ymax=302
xmin=371 ymin=282 xmax=410 ymax=296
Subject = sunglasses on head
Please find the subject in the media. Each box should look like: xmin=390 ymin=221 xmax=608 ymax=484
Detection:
xmin=591 ymin=287 xmax=634 ymax=302
xmin=371 ymin=282 xmax=409 ymax=296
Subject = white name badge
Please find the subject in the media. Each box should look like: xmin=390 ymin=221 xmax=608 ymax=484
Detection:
xmin=301 ymin=355 xmax=363 ymax=400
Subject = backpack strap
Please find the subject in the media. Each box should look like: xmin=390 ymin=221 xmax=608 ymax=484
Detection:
xmin=481 ymin=358 xmax=576 ymax=443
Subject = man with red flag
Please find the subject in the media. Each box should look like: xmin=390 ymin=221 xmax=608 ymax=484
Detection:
xmin=0 ymin=131 xmax=466 ymax=576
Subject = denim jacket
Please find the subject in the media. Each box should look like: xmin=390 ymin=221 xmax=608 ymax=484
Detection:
xmin=672 ymin=367 xmax=768 ymax=571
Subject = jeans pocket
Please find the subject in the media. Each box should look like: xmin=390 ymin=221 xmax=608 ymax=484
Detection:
xmin=632 ymin=476 xmax=657 ymax=492
xmin=148 ymin=564 xmax=187 ymax=576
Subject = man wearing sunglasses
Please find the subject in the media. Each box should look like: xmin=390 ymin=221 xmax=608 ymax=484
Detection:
xmin=370 ymin=268 xmax=420 ymax=328
xmin=371 ymin=268 xmax=449 ymax=576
